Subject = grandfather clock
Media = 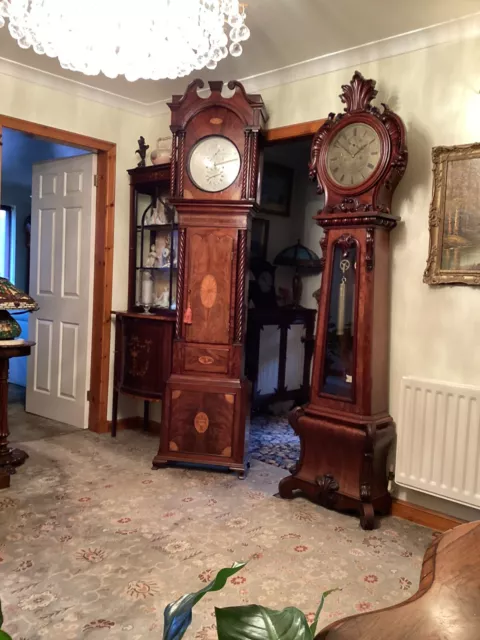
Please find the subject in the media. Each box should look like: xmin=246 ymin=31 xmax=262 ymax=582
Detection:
xmin=278 ymin=72 xmax=408 ymax=528
xmin=153 ymin=80 xmax=267 ymax=477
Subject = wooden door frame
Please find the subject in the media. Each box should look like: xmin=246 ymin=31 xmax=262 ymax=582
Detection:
xmin=265 ymin=119 xmax=325 ymax=143
xmin=0 ymin=115 xmax=115 ymax=434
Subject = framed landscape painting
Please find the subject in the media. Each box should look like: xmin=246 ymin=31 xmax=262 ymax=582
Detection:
xmin=424 ymin=142 xmax=480 ymax=285
xmin=260 ymin=162 xmax=293 ymax=217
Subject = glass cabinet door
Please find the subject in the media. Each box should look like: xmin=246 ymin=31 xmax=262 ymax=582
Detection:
xmin=135 ymin=184 xmax=178 ymax=313
xmin=320 ymin=239 xmax=357 ymax=400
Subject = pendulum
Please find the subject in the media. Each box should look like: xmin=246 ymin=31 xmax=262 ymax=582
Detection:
xmin=336 ymin=258 xmax=350 ymax=336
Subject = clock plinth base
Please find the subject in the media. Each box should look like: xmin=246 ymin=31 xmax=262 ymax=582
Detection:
xmin=153 ymin=375 xmax=250 ymax=476
xmin=278 ymin=406 xmax=394 ymax=530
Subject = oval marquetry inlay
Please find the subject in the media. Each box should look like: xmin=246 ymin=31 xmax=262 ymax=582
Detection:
xmin=172 ymin=390 xmax=182 ymax=400
xmin=198 ymin=355 xmax=214 ymax=365
xmin=221 ymin=446 xmax=232 ymax=457
xmin=194 ymin=412 xmax=209 ymax=434
xmin=169 ymin=441 xmax=179 ymax=451
xmin=200 ymin=274 xmax=217 ymax=309
xmin=210 ymin=117 xmax=223 ymax=125
xmin=224 ymin=394 xmax=235 ymax=404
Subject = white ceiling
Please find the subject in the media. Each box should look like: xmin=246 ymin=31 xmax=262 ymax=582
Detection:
xmin=0 ymin=0 xmax=478 ymax=107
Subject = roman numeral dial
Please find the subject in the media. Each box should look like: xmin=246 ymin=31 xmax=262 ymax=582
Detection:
xmin=326 ymin=123 xmax=381 ymax=188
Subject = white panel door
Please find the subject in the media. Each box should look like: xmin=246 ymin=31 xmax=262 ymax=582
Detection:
xmin=27 ymin=154 xmax=97 ymax=428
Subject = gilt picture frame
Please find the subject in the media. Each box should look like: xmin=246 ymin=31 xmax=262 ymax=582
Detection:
xmin=424 ymin=142 xmax=480 ymax=286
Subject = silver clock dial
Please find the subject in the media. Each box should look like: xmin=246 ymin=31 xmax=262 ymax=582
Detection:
xmin=326 ymin=123 xmax=381 ymax=187
xmin=188 ymin=136 xmax=241 ymax=192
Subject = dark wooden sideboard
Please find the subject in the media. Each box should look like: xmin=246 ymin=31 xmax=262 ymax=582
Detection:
xmin=111 ymin=311 xmax=175 ymax=436
xmin=245 ymin=306 xmax=316 ymax=412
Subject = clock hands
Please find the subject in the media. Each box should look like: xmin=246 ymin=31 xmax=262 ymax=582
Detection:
xmin=215 ymin=157 xmax=239 ymax=165
xmin=352 ymin=139 xmax=374 ymax=157
xmin=337 ymin=140 xmax=354 ymax=157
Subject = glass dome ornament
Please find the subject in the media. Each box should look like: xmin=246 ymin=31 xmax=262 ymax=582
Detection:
xmin=0 ymin=0 xmax=251 ymax=81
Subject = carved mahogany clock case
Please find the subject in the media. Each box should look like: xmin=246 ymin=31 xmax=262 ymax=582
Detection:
xmin=153 ymin=80 xmax=267 ymax=477
xmin=278 ymin=72 xmax=408 ymax=528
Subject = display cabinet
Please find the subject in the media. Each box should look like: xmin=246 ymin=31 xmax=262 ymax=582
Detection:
xmin=127 ymin=164 xmax=178 ymax=313
xmin=110 ymin=164 xmax=177 ymax=436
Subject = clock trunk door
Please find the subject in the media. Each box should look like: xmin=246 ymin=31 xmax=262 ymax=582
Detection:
xmin=185 ymin=228 xmax=235 ymax=345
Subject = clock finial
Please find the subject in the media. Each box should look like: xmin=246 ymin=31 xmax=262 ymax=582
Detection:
xmin=340 ymin=71 xmax=377 ymax=113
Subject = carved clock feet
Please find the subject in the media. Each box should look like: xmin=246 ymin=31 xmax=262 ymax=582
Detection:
xmin=360 ymin=502 xmax=375 ymax=530
xmin=278 ymin=475 xmax=296 ymax=499
xmin=151 ymin=456 xmax=168 ymax=470
xmin=232 ymin=461 xmax=249 ymax=480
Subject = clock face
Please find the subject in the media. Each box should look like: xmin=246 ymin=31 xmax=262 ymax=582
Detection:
xmin=326 ymin=123 xmax=381 ymax=188
xmin=188 ymin=135 xmax=241 ymax=193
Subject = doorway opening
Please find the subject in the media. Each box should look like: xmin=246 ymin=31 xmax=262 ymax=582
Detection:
xmin=246 ymin=120 xmax=325 ymax=470
xmin=0 ymin=116 xmax=115 ymax=434
xmin=3 ymin=129 xmax=89 ymax=409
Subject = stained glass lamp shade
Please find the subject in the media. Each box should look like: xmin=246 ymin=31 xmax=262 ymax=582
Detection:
xmin=274 ymin=240 xmax=322 ymax=307
xmin=0 ymin=278 xmax=39 ymax=342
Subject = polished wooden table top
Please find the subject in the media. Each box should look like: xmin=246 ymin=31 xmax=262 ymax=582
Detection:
xmin=317 ymin=521 xmax=480 ymax=639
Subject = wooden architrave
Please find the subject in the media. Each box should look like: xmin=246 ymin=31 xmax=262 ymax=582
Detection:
xmin=0 ymin=114 xmax=116 ymax=434
xmin=265 ymin=119 xmax=326 ymax=143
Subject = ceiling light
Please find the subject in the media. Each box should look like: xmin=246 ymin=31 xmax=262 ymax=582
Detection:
xmin=0 ymin=0 xmax=250 ymax=82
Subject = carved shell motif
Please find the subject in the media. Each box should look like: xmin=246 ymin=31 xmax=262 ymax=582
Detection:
xmin=200 ymin=274 xmax=218 ymax=309
xmin=340 ymin=71 xmax=377 ymax=113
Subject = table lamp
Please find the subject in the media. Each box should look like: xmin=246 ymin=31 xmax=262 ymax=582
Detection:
xmin=0 ymin=277 xmax=39 ymax=344
xmin=274 ymin=239 xmax=322 ymax=307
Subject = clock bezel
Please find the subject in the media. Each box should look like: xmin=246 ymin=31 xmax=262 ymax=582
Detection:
xmin=187 ymin=134 xmax=241 ymax=194
xmin=319 ymin=114 xmax=391 ymax=195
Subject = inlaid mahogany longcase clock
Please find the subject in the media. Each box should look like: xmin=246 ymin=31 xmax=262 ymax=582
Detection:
xmin=279 ymin=72 xmax=408 ymax=528
xmin=153 ymin=80 xmax=267 ymax=477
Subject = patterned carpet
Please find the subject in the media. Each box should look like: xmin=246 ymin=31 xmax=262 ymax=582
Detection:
xmin=0 ymin=400 xmax=435 ymax=640
xmin=249 ymin=414 xmax=300 ymax=471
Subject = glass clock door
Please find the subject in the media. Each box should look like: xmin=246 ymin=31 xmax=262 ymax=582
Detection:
xmin=320 ymin=240 xmax=357 ymax=400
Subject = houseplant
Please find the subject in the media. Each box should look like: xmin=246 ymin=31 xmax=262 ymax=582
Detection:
xmin=163 ymin=562 xmax=337 ymax=640
xmin=0 ymin=601 xmax=12 ymax=640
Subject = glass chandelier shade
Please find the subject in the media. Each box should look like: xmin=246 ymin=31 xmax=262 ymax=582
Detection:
xmin=0 ymin=277 xmax=39 ymax=341
xmin=0 ymin=0 xmax=251 ymax=82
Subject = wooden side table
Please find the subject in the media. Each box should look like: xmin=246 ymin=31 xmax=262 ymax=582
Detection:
xmin=0 ymin=341 xmax=35 ymax=476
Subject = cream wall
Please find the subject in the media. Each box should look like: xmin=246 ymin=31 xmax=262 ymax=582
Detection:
xmin=260 ymin=36 xmax=480 ymax=520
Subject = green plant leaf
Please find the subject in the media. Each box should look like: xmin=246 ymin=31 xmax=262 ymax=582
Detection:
xmin=0 ymin=599 xmax=3 ymax=628
xmin=163 ymin=562 xmax=246 ymax=640
xmin=0 ymin=631 xmax=12 ymax=640
xmin=309 ymin=589 xmax=341 ymax=637
xmin=215 ymin=605 xmax=312 ymax=640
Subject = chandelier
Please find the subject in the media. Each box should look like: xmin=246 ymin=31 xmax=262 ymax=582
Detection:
xmin=0 ymin=0 xmax=250 ymax=81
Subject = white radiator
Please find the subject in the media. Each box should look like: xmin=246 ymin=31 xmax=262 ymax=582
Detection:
xmin=395 ymin=376 xmax=480 ymax=509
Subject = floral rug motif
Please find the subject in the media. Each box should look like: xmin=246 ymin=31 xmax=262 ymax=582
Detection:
xmin=249 ymin=414 xmax=300 ymax=471
xmin=0 ymin=402 xmax=434 ymax=639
